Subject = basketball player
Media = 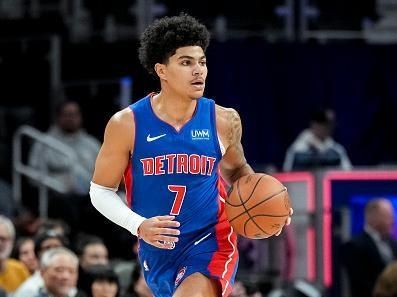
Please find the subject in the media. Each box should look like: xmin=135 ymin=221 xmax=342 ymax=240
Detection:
xmin=90 ymin=14 xmax=292 ymax=297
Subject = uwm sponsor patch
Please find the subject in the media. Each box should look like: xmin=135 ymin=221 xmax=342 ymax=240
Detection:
xmin=191 ymin=129 xmax=210 ymax=140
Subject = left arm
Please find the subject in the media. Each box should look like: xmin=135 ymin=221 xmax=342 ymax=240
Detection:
xmin=216 ymin=105 xmax=293 ymax=232
xmin=216 ymin=105 xmax=254 ymax=184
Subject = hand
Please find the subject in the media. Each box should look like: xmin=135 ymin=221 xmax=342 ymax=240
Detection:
xmin=275 ymin=208 xmax=293 ymax=236
xmin=138 ymin=215 xmax=180 ymax=249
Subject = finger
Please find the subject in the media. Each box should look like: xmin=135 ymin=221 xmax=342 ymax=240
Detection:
xmin=289 ymin=208 xmax=294 ymax=216
xmin=150 ymin=240 xmax=168 ymax=249
xmin=156 ymin=215 xmax=176 ymax=221
xmin=155 ymin=235 xmax=179 ymax=243
xmin=285 ymin=216 xmax=291 ymax=226
xmin=155 ymin=220 xmax=180 ymax=228
xmin=155 ymin=228 xmax=180 ymax=236
xmin=162 ymin=241 xmax=176 ymax=250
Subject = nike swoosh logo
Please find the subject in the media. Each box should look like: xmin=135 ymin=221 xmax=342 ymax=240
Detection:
xmin=194 ymin=233 xmax=212 ymax=245
xmin=146 ymin=134 xmax=166 ymax=142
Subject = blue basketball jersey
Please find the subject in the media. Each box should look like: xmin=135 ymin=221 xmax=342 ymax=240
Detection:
xmin=125 ymin=94 xmax=224 ymax=251
xmin=124 ymin=94 xmax=239 ymax=297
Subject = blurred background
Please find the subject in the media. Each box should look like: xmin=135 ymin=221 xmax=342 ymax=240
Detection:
xmin=1 ymin=1 xmax=397 ymax=297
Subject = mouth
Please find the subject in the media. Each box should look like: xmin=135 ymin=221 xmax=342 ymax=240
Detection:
xmin=191 ymin=80 xmax=205 ymax=90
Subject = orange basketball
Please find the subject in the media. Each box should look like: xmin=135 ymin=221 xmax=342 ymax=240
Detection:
xmin=226 ymin=173 xmax=291 ymax=239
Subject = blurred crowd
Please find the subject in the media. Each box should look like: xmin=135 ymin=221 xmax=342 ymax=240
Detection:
xmin=1 ymin=100 xmax=396 ymax=297
xmin=0 ymin=215 xmax=152 ymax=297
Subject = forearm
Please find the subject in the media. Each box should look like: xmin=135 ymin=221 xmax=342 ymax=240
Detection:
xmin=222 ymin=163 xmax=255 ymax=185
xmin=89 ymin=182 xmax=146 ymax=236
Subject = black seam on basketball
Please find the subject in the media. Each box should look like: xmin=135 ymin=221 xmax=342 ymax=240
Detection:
xmin=244 ymin=217 xmax=272 ymax=237
xmin=226 ymin=174 xmax=266 ymax=207
xmin=247 ymin=191 xmax=289 ymax=236
xmin=228 ymin=176 xmax=255 ymax=233
xmin=245 ymin=210 xmax=289 ymax=238
xmin=238 ymin=174 xmax=265 ymax=205
xmin=237 ymin=177 xmax=252 ymax=237
xmin=228 ymin=187 xmax=287 ymax=223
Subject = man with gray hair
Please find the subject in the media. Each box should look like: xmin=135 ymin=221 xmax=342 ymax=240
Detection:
xmin=0 ymin=215 xmax=30 ymax=292
xmin=341 ymin=198 xmax=397 ymax=297
xmin=35 ymin=247 xmax=85 ymax=297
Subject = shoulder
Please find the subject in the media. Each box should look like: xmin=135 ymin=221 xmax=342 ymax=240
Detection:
xmin=215 ymin=104 xmax=240 ymax=123
xmin=215 ymin=104 xmax=241 ymax=148
xmin=350 ymin=232 xmax=376 ymax=248
xmin=287 ymin=130 xmax=314 ymax=152
xmin=103 ymin=107 xmax=135 ymax=151
xmin=6 ymin=258 xmax=26 ymax=269
xmin=6 ymin=259 xmax=30 ymax=276
xmin=13 ymin=275 xmax=41 ymax=297
xmin=106 ymin=107 xmax=135 ymax=134
xmin=331 ymin=141 xmax=348 ymax=153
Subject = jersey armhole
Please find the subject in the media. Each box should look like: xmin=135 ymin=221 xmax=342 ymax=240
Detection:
xmin=218 ymin=136 xmax=226 ymax=156
xmin=210 ymin=100 xmax=225 ymax=158
xmin=128 ymin=105 xmax=137 ymax=158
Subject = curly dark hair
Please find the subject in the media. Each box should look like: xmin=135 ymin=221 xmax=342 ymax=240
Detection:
xmin=138 ymin=14 xmax=210 ymax=75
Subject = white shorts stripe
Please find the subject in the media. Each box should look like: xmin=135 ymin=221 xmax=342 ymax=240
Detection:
xmin=221 ymin=226 xmax=236 ymax=296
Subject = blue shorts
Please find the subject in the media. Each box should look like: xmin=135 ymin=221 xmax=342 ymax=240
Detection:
xmin=138 ymin=221 xmax=238 ymax=297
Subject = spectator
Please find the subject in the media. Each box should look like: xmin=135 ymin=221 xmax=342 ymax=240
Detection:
xmin=35 ymin=247 xmax=85 ymax=297
xmin=37 ymin=219 xmax=71 ymax=239
xmin=28 ymin=101 xmax=101 ymax=236
xmin=11 ymin=236 xmax=39 ymax=274
xmin=13 ymin=207 xmax=42 ymax=237
xmin=13 ymin=230 xmax=67 ymax=297
xmin=341 ymin=198 xmax=397 ymax=297
xmin=0 ymin=215 xmax=30 ymax=293
xmin=81 ymin=265 xmax=120 ymax=297
xmin=75 ymin=234 xmax=109 ymax=295
xmin=373 ymin=260 xmax=397 ymax=297
xmin=29 ymin=100 xmax=100 ymax=195
xmin=34 ymin=230 xmax=68 ymax=259
xmin=283 ymin=109 xmax=351 ymax=171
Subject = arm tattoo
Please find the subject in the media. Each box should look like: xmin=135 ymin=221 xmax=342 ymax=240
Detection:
xmin=228 ymin=109 xmax=242 ymax=145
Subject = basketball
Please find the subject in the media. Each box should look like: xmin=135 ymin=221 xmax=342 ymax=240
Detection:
xmin=226 ymin=173 xmax=291 ymax=239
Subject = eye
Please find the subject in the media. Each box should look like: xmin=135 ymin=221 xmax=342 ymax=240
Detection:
xmin=200 ymin=60 xmax=207 ymax=66
xmin=181 ymin=60 xmax=190 ymax=66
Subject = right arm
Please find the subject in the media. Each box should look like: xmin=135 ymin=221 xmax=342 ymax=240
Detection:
xmin=92 ymin=109 xmax=133 ymax=188
xmin=90 ymin=108 xmax=179 ymax=249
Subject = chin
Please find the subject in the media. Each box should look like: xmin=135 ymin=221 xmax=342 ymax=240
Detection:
xmin=189 ymin=91 xmax=204 ymax=100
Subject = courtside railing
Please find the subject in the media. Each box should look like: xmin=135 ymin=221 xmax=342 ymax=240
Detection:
xmin=12 ymin=125 xmax=77 ymax=218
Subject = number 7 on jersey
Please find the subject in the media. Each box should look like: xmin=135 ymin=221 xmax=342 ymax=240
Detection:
xmin=168 ymin=185 xmax=186 ymax=215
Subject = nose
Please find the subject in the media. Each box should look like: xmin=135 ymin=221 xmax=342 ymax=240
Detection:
xmin=192 ymin=63 xmax=203 ymax=76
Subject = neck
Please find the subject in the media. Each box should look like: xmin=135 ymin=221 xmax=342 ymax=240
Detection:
xmin=152 ymin=91 xmax=197 ymax=130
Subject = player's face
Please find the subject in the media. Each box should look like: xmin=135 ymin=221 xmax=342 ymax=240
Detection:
xmin=161 ymin=46 xmax=207 ymax=99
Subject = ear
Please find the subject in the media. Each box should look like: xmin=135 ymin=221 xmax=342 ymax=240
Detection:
xmin=154 ymin=63 xmax=167 ymax=80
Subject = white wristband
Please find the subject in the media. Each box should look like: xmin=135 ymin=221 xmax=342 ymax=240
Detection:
xmin=89 ymin=181 xmax=146 ymax=236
